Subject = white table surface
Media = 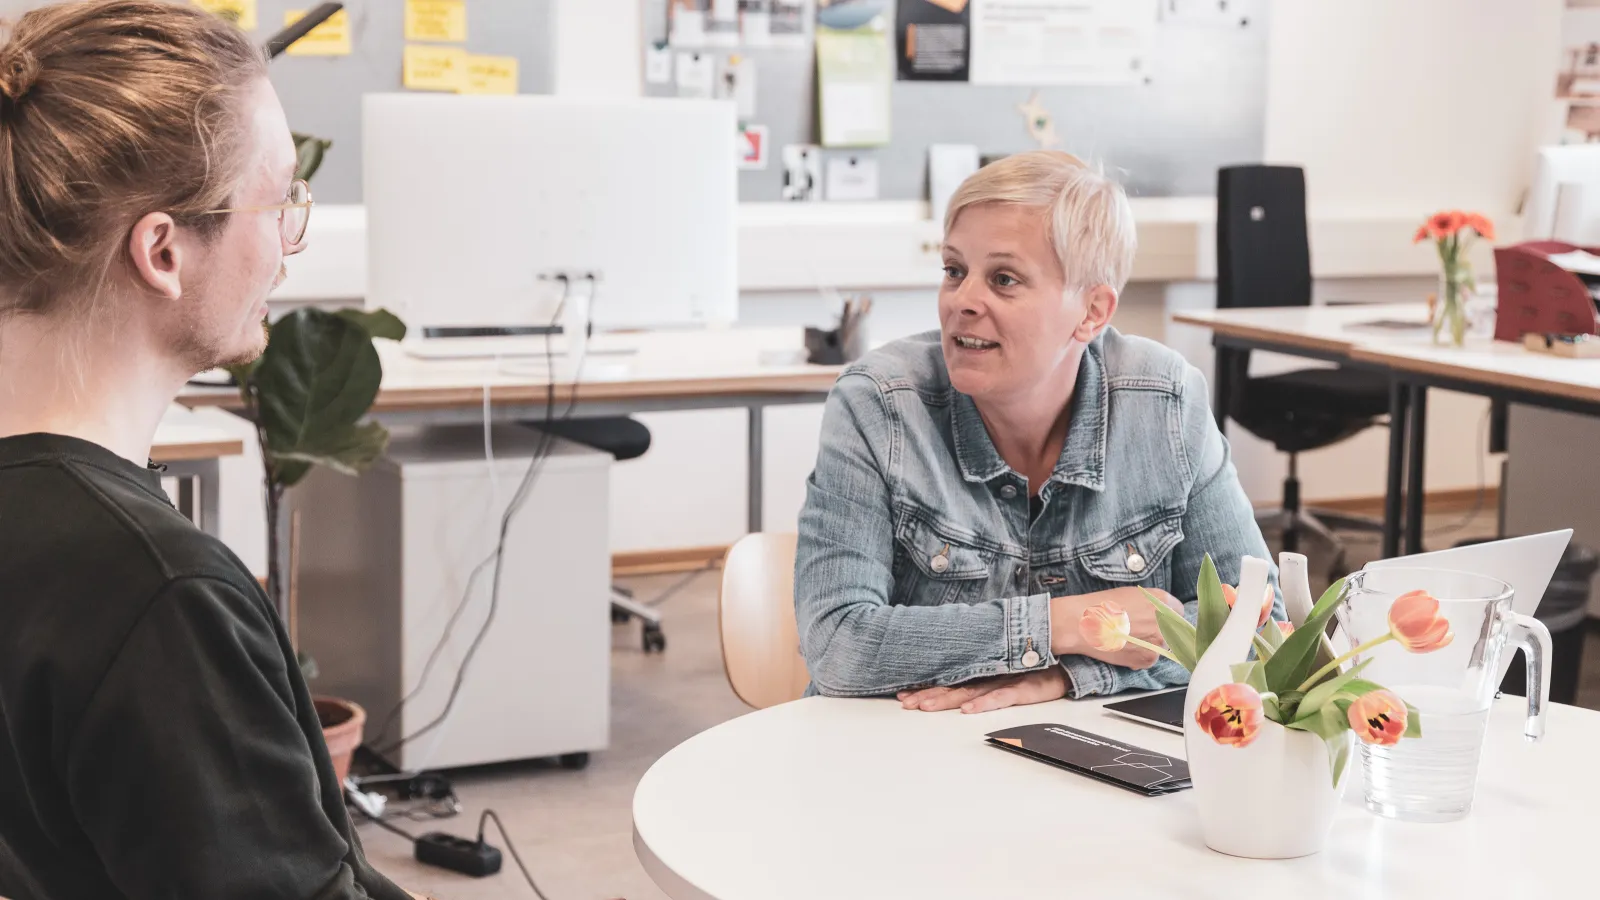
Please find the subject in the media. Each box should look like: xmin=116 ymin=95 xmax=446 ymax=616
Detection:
xmin=634 ymin=695 xmax=1598 ymax=900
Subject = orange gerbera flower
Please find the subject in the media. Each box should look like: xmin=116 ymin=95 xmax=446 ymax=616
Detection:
xmin=1427 ymin=210 xmax=1465 ymax=238
xmin=1463 ymin=212 xmax=1496 ymax=241
xmin=1413 ymin=224 xmax=1437 ymax=244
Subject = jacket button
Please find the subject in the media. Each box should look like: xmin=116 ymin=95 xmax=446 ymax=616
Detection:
xmin=1127 ymin=552 xmax=1147 ymax=574
xmin=930 ymin=554 xmax=950 ymax=574
xmin=999 ymin=484 xmax=1018 ymax=500
xmin=1021 ymin=649 xmax=1041 ymax=667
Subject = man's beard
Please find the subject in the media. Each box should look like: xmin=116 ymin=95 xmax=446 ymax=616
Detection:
xmin=181 ymin=263 xmax=283 ymax=372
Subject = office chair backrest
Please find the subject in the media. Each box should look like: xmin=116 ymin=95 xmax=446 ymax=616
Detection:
xmin=719 ymin=532 xmax=809 ymax=709
xmin=1217 ymin=165 xmax=1313 ymax=310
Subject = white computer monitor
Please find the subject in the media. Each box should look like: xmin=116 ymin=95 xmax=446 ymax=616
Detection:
xmin=1524 ymin=145 xmax=1600 ymax=244
xmin=363 ymin=95 xmax=738 ymax=339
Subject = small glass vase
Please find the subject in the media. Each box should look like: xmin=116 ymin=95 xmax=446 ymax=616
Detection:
xmin=1433 ymin=265 xmax=1472 ymax=347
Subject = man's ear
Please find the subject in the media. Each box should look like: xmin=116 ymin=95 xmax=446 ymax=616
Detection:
xmin=1075 ymin=284 xmax=1119 ymax=342
xmin=126 ymin=212 xmax=185 ymax=301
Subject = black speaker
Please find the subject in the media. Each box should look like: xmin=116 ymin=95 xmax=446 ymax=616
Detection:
xmin=1216 ymin=165 xmax=1312 ymax=310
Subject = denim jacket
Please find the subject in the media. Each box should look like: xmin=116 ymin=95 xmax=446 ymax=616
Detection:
xmin=794 ymin=328 xmax=1276 ymax=700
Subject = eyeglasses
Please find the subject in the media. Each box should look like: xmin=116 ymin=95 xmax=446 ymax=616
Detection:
xmin=199 ymin=179 xmax=314 ymax=247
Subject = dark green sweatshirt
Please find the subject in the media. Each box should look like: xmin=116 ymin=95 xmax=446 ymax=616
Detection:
xmin=0 ymin=433 xmax=409 ymax=900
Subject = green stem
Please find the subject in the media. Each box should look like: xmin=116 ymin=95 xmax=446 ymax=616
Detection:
xmin=1296 ymin=633 xmax=1394 ymax=693
xmin=1121 ymin=634 xmax=1182 ymax=666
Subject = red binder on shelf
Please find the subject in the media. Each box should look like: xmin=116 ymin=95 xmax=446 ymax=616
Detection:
xmin=1494 ymin=241 xmax=1600 ymax=342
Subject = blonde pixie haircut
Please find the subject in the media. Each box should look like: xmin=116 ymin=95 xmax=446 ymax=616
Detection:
xmin=943 ymin=150 xmax=1137 ymax=294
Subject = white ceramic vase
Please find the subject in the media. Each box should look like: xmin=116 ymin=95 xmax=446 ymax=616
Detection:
xmin=1182 ymin=554 xmax=1349 ymax=860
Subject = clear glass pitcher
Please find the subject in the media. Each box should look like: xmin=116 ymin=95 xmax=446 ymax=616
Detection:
xmin=1337 ymin=567 xmax=1552 ymax=823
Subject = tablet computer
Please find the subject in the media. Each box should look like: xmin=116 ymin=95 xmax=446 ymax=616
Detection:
xmin=1103 ymin=688 xmax=1186 ymax=734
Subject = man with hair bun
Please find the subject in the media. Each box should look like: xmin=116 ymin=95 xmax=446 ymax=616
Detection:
xmin=0 ymin=2 xmax=420 ymax=897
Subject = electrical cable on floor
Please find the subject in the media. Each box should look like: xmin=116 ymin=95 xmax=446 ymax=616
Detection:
xmin=643 ymin=559 xmax=722 ymax=608
xmin=373 ymin=276 xmax=599 ymax=761
xmin=478 ymin=809 xmax=551 ymax=900
xmin=357 ymin=806 xmax=421 ymax=844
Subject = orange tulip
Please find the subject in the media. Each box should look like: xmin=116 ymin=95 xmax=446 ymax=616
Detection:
xmin=1389 ymin=590 xmax=1453 ymax=652
xmin=1463 ymin=212 xmax=1496 ymax=241
xmin=1194 ymin=682 xmax=1264 ymax=748
xmin=1347 ymin=689 xmax=1408 ymax=746
xmin=1222 ymin=582 xmax=1273 ymax=629
xmin=1078 ymin=601 xmax=1131 ymax=653
xmin=1428 ymin=210 xmax=1465 ymax=238
xmin=1274 ymin=620 xmax=1295 ymax=638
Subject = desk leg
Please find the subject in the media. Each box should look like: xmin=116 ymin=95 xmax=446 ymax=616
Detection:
xmin=177 ymin=477 xmax=195 ymax=524
xmin=1404 ymin=384 xmax=1429 ymax=555
xmin=1383 ymin=379 xmax=1408 ymax=559
xmin=747 ymin=405 xmax=764 ymax=534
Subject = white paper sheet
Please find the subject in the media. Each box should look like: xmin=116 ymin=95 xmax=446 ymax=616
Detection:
xmin=970 ymin=0 xmax=1156 ymax=86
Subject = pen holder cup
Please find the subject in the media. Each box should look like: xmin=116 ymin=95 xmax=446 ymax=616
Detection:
xmin=805 ymin=326 xmax=866 ymax=366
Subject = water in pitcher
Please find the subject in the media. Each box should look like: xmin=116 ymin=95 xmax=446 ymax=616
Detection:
xmin=1359 ymin=686 xmax=1492 ymax=823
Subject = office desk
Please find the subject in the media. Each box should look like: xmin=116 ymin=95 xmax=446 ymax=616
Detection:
xmin=633 ymin=695 xmax=1597 ymax=900
xmin=1172 ymin=303 xmax=1426 ymax=557
xmin=178 ymin=328 xmax=841 ymax=532
xmin=152 ymin=407 xmax=244 ymax=537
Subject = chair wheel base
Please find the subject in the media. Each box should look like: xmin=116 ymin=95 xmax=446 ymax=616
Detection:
xmin=642 ymin=624 xmax=667 ymax=653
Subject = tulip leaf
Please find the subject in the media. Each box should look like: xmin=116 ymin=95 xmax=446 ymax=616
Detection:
xmin=1404 ymin=702 xmax=1422 ymax=739
xmin=1230 ymin=660 xmax=1269 ymax=694
xmin=1262 ymin=582 xmax=1344 ymax=697
xmin=1285 ymin=702 xmax=1347 ymax=743
xmin=1261 ymin=618 xmax=1289 ymax=653
xmin=1261 ymin=692 xmax=1283 ymax=724
xmin=1195 ymin=554 xmax=1228 ymax=661
xmin=1140 ymin=588 xmax=1197 ymax=671
xmin=1326 ymin=735 xmax=1352 ymax=789
xmin=1294 ymin=659 xmax=1374 ymax=723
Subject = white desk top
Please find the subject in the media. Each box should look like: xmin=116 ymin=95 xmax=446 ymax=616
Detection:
xmin=1173 ymin=302 xmax=1600 ymax=404
xmin=178 ymin=327 xmax=840 ymax=412
xmin=151 ymin=405 xmax=244 ymax=463
xmin=633 ymin=695 xmax=1597 ymax=900
xmin=1171 ymin=302 xmax=1433 ymax=356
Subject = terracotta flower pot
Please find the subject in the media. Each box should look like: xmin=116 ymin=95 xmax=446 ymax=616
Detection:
xmin=314 ymin=696 xmax=366 ymax=785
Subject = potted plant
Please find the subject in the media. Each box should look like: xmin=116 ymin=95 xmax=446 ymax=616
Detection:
xmin=1077 ymin=552 xmax=1453 ymax=859
xmin=224 ymin=131 xmax=403 ymax=782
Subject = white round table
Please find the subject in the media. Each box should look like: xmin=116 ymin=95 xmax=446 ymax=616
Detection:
xmin=633 ymin=695 xmax=1598 ymax=899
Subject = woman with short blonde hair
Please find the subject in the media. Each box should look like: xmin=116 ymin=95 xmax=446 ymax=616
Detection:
xmin=795 ymin=150 xmax=1274 ymax=712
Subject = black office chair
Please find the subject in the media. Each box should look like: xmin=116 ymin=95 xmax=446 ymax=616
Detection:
xmin=529 ymin=416 xmax=666 ymax=653
xmin=1216 ymin=165 xmax=1392 ymax=574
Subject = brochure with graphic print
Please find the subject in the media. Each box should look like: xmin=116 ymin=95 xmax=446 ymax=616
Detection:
xmin=985 ymin=723 xmax=1192 ymax=796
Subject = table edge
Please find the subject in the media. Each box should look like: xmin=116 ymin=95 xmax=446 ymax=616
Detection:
xmin=1169 ymin=314 xmax=1358 ymax=356
xmin=634 ymin=821 xmax=719 ymax=900
xmin=1350 ymin=346 xmax=1600 ymax=405
xmin=149 ymin=439 xmax=244 ymax=462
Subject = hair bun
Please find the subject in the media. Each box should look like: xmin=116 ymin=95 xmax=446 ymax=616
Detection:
xmin=0 ymin=44 xmax=40 ymax=103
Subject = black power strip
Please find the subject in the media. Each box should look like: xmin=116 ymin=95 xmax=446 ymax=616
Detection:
xmin=415 ymin=832 xmax=502 ymax=877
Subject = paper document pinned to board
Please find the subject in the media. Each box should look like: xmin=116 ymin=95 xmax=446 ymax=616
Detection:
xmin=817 ymin=27 xmax=894 ymax=147
xmin=970 ymin=0 xmax=1156 ymax=86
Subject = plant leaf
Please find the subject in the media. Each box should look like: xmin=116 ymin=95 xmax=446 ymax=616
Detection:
xmin=334 ymin=307 xmax=408 ymax=342
xmin=1327 ymin=735 xmax=1351 ymax=789
xmin=293 ymin=132 xmax=333 ymax=184
xmin=1139 ymin=588 xmax=1197 ymax=671
xmin=1404 ymin=702 xmax=1422 ymax=739
xmin=1294 ymin=658 xmax=1374 ymax=723
xmin=1262 ymin=692 xmax=1283 ymax=724
xmin=1276 ymin=690 xmax=1307 ymax=723
xmin=253 ymin=308 xmax=390 ymax=490
xmin=1230 ymin=660 xmax=1269 ymax=693
xmin=1195 ymin=554 xmax=1228 ymax=660
xmin=1285 ymin=702 xmax=1347 ymax=742
xmin=1261 ymin=617 xmax=1288 ymax=653
xmin=1262 ymin=580 xmax=1346 ymax=696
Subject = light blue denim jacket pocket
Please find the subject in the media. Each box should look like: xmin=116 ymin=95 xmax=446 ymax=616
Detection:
xmin=794 ymin=328 xmax=1278 ymax=700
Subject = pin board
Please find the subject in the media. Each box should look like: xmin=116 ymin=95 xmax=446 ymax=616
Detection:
xmin=641 ymin=0 xmax=1269 ymax=202
xmin=261 ymin=0 xmax=554 ymax=203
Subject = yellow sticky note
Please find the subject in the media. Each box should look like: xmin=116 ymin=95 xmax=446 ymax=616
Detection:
xmin=403 ymin=44 xmax=467 ymax=92
xmin=461 ymin=55 xmax=519 ymax=95
xmin=194 ymin=0 xmax=257 ymax=31
xmin=284 ymin=9 xmax=351 ymax=56
xmin=405 ymin=0 xmax=467 ymax=42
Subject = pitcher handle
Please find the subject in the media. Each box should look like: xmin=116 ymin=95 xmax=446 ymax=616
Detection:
xmin=1507 ymin=612 xmax=1553 ymax=741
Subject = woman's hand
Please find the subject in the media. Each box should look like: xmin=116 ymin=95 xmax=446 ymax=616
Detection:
xmin=897 ymin=667 xmax=1068 ymax=714
xmin=1050 ymin=587 xmax=1184 ymax=670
